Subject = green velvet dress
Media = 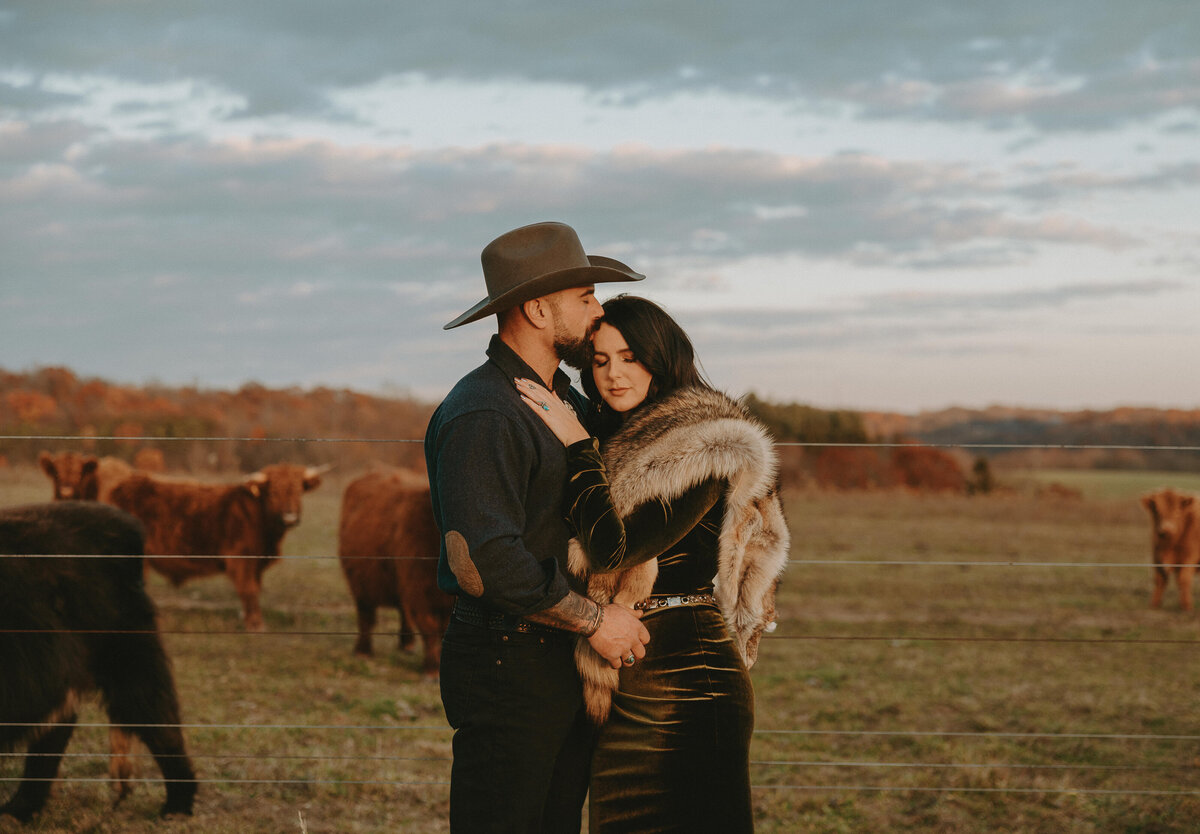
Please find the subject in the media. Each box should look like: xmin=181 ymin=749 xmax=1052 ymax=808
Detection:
xmin=564 ymin=440 xmax=756 ymax=834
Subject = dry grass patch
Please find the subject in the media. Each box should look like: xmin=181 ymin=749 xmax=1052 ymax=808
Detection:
xmin=4 ymin=466 xmax=1200 ymax=831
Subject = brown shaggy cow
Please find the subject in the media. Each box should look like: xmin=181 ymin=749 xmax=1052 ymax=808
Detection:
xmin=0 ymin=502 xmax=196 ymax=822
xmin=338 ymin=468 xmax=452 ymax=678
xmin=38 ymin=451 xmax=133 ymax=502
xmin=1141 ymin=488 xmax=1200 ymax=612
xmin=108 ymin=463 xmax=327 ymax=631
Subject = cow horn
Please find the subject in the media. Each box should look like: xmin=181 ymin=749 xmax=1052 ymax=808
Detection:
xmin=245 ymin=472 xmax=269 ymax=485
xmin=306 ymin=464 xmax=334 ymax=477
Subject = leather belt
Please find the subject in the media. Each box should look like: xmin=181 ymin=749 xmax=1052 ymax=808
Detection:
xmin=453 ymin=597 xmax=561 ymax=635
xmin=634 ymin=593 xmax=717 ymax=612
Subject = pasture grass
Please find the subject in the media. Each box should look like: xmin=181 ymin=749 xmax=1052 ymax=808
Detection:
xmin=1011 ymin=467 xmax=1200 ymax=501
xmin=2 ymin=465 xmax=1200 ymax=832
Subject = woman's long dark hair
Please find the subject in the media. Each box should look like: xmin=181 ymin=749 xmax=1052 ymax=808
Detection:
xmin=582 ymin=295 xmax=711 ymax=436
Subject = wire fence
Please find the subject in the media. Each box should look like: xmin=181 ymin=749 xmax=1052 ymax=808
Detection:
xmin=2 ymin=432 xmax=1199 ymax=811
xmin=8 ymin=433 xmax=1200 ymax=453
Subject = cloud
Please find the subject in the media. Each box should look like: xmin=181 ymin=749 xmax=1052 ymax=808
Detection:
xmin=3 ymin=2 xmax=1197 ymax=135
xmin=680 ymin=278 xmax=1184 ymax=338
xmin=2 ymin=137 xmax=1175 ymax=306
xmin=3 ymin=2 xmax=1197 ymax=409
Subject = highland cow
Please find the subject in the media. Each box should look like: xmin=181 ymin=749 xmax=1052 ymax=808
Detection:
xmin=338 ymin=468 xmax=452 ymax=678
xmin=0 ymin=502 xmax=196 ymax=822
xmin=38 ymin=451 xmax=132 ymax=503
xmin=107 ymin=464 xmax=327 ymax=631
xmin=1141 ymin=488 xmax=1200 ymax=612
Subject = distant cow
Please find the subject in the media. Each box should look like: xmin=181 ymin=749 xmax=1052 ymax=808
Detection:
xmin=0 ymin=502 xmax=196 ymax=822
xmin=38 ymin=451 xmax=133 ymax=502
xmin=108 ymin=463 xmax=327 ymax=631
xmin=1141 ymin=488 xmax=1200 ymax=612
xmin=338 ymin=468 xmax=452 ymax=678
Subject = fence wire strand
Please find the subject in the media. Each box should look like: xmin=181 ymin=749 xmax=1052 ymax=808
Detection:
xmin=4 ymin=751 xmax=1195 ymax=773
xmin=0 ymin=553 xmax=1178 ymax=569
xmin=8 ymin=434 xmax=1200 ymax=453
xmin=0 ymin=628 xmax=1197 ymax=647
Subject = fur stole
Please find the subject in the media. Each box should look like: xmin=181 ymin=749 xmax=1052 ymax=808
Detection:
xmin=567 ymin=386 xmax=790 ymax=723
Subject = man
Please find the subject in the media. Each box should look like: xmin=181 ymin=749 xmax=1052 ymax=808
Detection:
xmin=425 ymin=221 xmax=652 ymax=833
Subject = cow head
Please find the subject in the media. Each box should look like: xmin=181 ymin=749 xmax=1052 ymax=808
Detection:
xmin=244 ymin=463 xmax=330 ymax=528
xmin=38 ymin=451 xmax=100 ymax=501
xmin=1141 ymin=489 xmax=1197 ymax=550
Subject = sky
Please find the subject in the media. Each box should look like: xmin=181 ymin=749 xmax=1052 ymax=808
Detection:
xmin=2 ymin=2 xmax=1198 ymax=413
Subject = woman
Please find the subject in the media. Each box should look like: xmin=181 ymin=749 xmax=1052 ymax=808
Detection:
xmin=515 ymin=295 xmax=789 ymax=833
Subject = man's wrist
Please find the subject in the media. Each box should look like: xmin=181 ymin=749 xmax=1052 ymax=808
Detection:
xmin=583 ymin=602 xmax=604 ymax=637
xmin=523 ymin=592 xmax=605 ymax=635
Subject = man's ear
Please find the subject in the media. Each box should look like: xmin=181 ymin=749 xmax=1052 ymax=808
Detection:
xmin=522 ymin=296 xmax=551 ymax=330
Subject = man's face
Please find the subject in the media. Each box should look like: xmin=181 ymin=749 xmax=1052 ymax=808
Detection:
xmin=546 ymin=286 xmax=603 ymax=370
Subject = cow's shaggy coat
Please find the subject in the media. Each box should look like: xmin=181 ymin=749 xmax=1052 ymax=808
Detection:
xmin=1141 ymin=488 xmax=1200 ymax=611
xmin=38 ymin=452 xmax=132 ymax=503
xmin=108 ymin=463 xmax=325 ymax=631
xmin=0 ymin=502 xmax=196 ymax=822
xmin=338 ymin=468 xmax=453 ymax=678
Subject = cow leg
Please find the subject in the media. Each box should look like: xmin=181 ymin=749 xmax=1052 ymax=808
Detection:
xmin=0 ymin=718 xmax=76 ymax=823
xmin=108 ymin=727 xmax=135 ymax=804
xmin=236 ymin=569 xmax=265 ymax=632
xmin=240 ymin=588 xmax=265 ymax=632
xmin=1178 ymin=564 xmax=1196 ymax=613
xmin=222 ymin=559 xmax=266 ymax=632
xmin=396 ymin=603 xmax=415 ymax=652
xmin=353 ymin=600 xmax=377 ymax=656
xmin=99 ymin=637 xmax=197 ymax=817
xmin=1151 ymin=565 xmax=1168 ymax=608
xmin=410 ymin=608 xmax=443 ymax=680
xmin=139 ymin=727 xmax=198 ymax=818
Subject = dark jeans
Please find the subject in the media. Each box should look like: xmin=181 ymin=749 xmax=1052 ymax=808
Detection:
xmin=439 ymin=616 xmax=595 ymax=834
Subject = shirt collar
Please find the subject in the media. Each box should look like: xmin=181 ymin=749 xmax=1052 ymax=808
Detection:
xmin=486 ymin=334 xmax=573 ymax=399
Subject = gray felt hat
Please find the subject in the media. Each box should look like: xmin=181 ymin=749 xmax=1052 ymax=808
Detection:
xmin=444 ymin=221 xmax=644 ymax=329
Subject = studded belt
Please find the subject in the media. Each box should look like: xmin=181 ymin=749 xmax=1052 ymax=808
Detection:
xmin=634 ymin=593 xmax=717 ymax=612
xmin=452 ymin=597 xmax=561 ymax=635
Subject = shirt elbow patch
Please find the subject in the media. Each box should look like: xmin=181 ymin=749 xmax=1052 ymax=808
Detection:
xmin=445 ymin=530 xmax=485 ymax=597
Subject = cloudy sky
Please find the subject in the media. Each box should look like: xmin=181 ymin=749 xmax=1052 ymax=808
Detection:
xmin=2 ymin=2 xmax=1198 ymax=412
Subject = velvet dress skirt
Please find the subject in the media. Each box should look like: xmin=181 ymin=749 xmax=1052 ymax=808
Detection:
xmin=587 ymin=601 xmax=755 ymax=834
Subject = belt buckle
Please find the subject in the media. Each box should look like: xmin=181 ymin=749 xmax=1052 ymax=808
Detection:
xmin=665 ymin=596 xmax=683 ymax=608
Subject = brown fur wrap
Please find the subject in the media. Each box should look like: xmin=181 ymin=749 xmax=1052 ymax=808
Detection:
xmin=567 ymin=387 xmax=790 ymax=723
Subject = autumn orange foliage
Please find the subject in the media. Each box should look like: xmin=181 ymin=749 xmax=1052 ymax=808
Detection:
xmin=0 ymin=367 xmax=434 ymax=474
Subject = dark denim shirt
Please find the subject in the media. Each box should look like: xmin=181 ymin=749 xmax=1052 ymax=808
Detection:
xmin=424 ymin=335 xmax=592 ymax=614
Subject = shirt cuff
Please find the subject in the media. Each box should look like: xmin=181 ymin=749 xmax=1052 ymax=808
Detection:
xmin=566 ymin=436 xmax=600 ymax=457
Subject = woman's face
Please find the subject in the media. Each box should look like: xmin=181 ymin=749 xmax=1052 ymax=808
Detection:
xmin=590 ymin=322 xmax=654 ymax=413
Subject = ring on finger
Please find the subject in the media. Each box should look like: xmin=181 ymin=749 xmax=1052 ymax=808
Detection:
xmin=623 ymin=653 xmax=635 ymax=665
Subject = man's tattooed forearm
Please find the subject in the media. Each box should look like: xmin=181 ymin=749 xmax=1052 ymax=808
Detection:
xmin=525 ymin=591 xmax=604 ymax=635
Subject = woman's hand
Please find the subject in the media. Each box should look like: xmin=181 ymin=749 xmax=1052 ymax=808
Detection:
xmin=514 ymin=377 xmax=591 ymax=446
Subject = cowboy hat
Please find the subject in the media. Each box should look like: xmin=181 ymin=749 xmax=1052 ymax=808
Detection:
xmin=444 ymin=221 xmax=644 ymax=329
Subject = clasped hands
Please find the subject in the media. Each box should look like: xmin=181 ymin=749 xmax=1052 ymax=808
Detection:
xmin=588 ymin=603 xmax=650 ymax=670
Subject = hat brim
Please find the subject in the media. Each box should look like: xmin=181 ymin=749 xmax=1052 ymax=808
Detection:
xmin=443 ymin=257 xmax=644 ymax=329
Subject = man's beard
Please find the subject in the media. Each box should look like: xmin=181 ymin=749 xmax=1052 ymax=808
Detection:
xmin=548 ymin=297 xmax=598 ymax=370
xmin=554 ymin=325 xmax=593 ymax=370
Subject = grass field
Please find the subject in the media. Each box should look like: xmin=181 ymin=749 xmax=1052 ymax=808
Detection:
xmin=1012 ymin=468 xmax=1200 ymax=501
xmin=2 ymin=464 xmax=1200 ymax=833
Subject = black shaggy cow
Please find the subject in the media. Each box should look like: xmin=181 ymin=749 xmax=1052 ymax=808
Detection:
xmin=0 ymin=502 xmax=197 ymax=822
